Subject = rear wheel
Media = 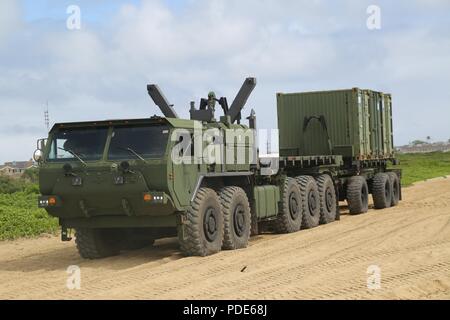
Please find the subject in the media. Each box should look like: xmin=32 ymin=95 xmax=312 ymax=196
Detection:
xmin=178 ymin=188 xmax=224 ymax=257
xmin=372 ymin=173 xmax=393 ymax=209
xmin=346 ymin=176 xmax=369 ymax=215
xmin=274 ymin=177 xmax=303 ymax=233
xmin=75 ymin=228 xmax=121 ymax=259
xmin=297 ymin=176 xmax=320 ymax=229
xmin=387 ymin=172 xmax=400 ymax=207
xmin=316 ymin=174 xmax=337 ymax=224
xmin=219 ymin=187 xmax=251 ymax=250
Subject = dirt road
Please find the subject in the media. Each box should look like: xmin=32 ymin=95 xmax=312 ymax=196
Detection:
xmin=1 ymin=177 xmax=450 ymax=300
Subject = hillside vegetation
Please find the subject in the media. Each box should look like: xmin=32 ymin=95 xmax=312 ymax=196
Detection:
xmin=0 ymin=169 xmax=58 ymax=240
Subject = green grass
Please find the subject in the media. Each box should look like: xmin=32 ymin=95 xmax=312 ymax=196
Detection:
xmin=0 ymin=192 xmax=58 ymax=240
xmin=391 ymin=152 xmax=450 ymax=187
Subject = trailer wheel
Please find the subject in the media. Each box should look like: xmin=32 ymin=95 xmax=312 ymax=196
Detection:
xmin=346 ymin=176 xmax=369 ymax=215
xmin=316 ymin=174 xmax=337 ymax=224
xmin=178 ymin=188 xmax=224 ymax=257
xmin=297 ymin=176 xmax=320 ymax=229
xmin=387 ymin=172 xmax=400 ymax=207
xmin=274 ymin=177 xmax=303 ymax=233
xmin=372 ymin=173 xmax=393 ymax=209
xmin=219 ymin=187 xmax=251 ymax=250
xmin=75 ymin=228 xmax=121 ymax=259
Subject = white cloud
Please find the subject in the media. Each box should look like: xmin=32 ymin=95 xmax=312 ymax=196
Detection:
xmin=0 ymin=0 xmax=22 ymax=46
xmin=0 ymin=0 xmax=449 ymax=163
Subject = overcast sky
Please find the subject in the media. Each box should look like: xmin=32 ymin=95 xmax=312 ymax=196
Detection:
xmin=0 ymin=0 xmax=449 ymax=163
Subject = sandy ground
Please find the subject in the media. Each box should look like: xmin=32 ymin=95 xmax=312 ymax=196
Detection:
xmin=1 ymin=177 xmax=450 ymax=300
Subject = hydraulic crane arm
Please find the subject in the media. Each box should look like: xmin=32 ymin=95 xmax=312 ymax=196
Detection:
xmin=147 ymin=84 xmax=179 ymax=119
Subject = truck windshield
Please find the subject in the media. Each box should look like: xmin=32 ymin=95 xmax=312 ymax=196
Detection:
xmin=47 ymin=127 xmax=109 ymax=162
xmin=108 ymin=125 xmax=170 ymax=160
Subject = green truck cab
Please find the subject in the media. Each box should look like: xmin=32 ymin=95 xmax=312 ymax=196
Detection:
xmin=35 ymin=78 xmax=278 ymax=258
xmin=35 ymin=78 xmax=402 ymax=259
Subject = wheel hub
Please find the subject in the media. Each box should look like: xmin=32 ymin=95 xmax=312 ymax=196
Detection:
xmin=233 ymin=204 xmax=246 ymax=237
xmin=308 ymin=190 xmax=317 ymax=214
xmin=385 ymin=181 xmax=390 ymax=198
xmin=325 ymin=188 xmax=334 ymax=212
xmin=289 ymin=192 xmax=299 ymax=220
xmin=361 ymin=185 xmax=368 ymax=203
xmin=393 ymin=183 xmax=398 ymax=197
xmin=204 ymin=207 xmax=218 ymax=242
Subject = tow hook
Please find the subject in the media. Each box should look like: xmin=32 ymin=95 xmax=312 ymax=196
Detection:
xmin=61 ymin=227 xmax=73 ymax=241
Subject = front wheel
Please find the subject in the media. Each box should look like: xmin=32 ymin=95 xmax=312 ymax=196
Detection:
xmin=75 ymin=228 xmax=121 ymax=259
xmin=178 ymin=188 xmax=224 ymax=257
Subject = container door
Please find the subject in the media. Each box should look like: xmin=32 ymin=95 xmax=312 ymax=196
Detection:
xmin=376 ymin=93 xmax=384 ymax=158
xmin=363 ymin=92 xmax=371 ymax=157
xmin=368 ymin=91 xmax=382 ymax=158
xmin=384 ymin=94 xmax=394 ymax=156
xmin=358 ymin=91 xmax=371 ymax=158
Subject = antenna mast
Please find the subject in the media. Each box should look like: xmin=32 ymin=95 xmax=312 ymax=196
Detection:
xmin=44 ymin=101 xmax=50 ymax=132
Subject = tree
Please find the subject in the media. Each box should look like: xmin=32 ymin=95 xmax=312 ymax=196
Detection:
xmin=411 ymin=140 xmax=426 ymax=146
xmin=22 ymin=167 xmax=39 ymax=183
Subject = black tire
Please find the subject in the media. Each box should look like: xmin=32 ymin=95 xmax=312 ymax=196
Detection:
xmin=219 ymin=187 xmax=251 ymax=250
xmin=372 ymin=173 xmax=393 ymax=209
xmin=316 ymin=174 xmax=337 ymax=224
xmin=75 ymin=228 xmax=121 ymax=259
xmin=274 ymin=177 xmax=303 ymax=233
xmin=387 ymin=172 xmax=400 ymax=207
xmin=178 ymin=188 xmax=224 ymax=257
xmin=346 ymin=176 xmax=369 ymax=215
xmin=297 ymin=176 xmax=320 ymax=229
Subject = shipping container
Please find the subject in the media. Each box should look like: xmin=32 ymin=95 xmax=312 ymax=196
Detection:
xmin=277 ymin=88 xmax=394 ymax=160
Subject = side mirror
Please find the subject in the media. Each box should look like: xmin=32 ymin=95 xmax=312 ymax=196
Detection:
xmin=37 ymin=138 xmax=47 ymax=150
xmin=33 ymin=149 xmax=43 ymax=163
xmin=33 ymin=138 xmax=47 ymax=163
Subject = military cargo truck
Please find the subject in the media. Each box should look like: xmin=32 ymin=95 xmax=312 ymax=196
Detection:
xmin=34 ymin=79 xmax=401 ymax=258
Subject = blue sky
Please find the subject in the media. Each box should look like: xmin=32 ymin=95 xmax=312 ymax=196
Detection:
xmin=21 ymin=0 xmax=186 ymax=22
xmin=1 ymin=0 xmax=450 ymax=163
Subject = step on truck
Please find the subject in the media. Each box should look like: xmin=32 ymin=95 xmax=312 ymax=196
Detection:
xmin=34 ymin=78 xmax=401 ymax=258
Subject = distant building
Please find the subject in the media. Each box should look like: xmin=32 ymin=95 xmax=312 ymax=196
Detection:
xmin=396 ymin=142 xmax=450 ymax=154
xmin=0 ymin=159 xmax=35 ymax=177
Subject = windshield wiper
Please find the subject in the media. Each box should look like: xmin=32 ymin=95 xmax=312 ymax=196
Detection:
xmin=118 ymin=147 xmax=148 ymax=163
xmin=58 ymin=147 xmax=87 ymax=166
